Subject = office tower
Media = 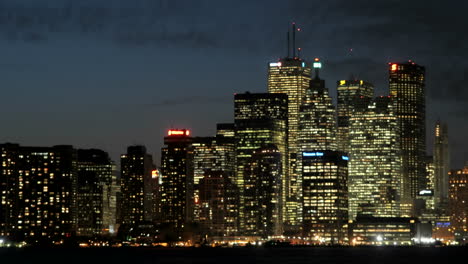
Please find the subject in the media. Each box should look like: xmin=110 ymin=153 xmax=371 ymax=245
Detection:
xmin=234 ymin=92 xmax=288 ymax=234
xmin=120 ymin=146 xmax=154 ymax=229
xmin=0 ymin=144 xmax=77 ymax=244
xmin=160 ymin=129 xmax=194 ymax=238
xmin=298 ymin=58 xmax=337 ymax=152
xmin=348 ymin=97 xmax=402 ymax=219
xmin=336 ymin=79 xmax=374 ymax=153
xmin=76 ymin=149 xmax=118 ymax=237
xmin=434 ymin=121 xmax=450 ymax=210
xmin=151 ymin=168 xmax=161 ymax=223
xmin=389 ymin=61 xmax=426 ymax=201
xmin=449 ymin=166 xmax=468 ymax=242
xmin=301 ymin=150 xmax=348 ymax=244
xmin=243 ymin=145 xmax=283 ymax=237
xmin=268 ymin=25 xmax=311 ymax=230
xmin=192 ymin=135 xmax=236 ymax=222
xmin=198 ymin=171 xmax=239 ymax=237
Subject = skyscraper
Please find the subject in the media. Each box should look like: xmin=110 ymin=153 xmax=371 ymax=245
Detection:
xmin=449 ymin=166 xmax=468 ymax=242
xmin=336 ymin=79 xmax=374 ymax=153
xmin=389 ymin=61 xmax=426 ymax=202
xmin=298 ymin=58 xmax=337 ymax=152
xmin=160 ymin=129 xmax=194 ymax=239
xmin=301 ymin=150 xmax=348 ymax=244
xmin=192 ymin=135 xmax=236 ymax=222
xmin=120 ymin=146 xmax=154 ymax=230
xmin=348 ymin=97 xmax=402 ymax=219
xmin=76 ymin=149 xmax=118 ymax=237
xmin=234 ymin=92 xmax=288 ymax=234
xmin=245 ymin=145 xmax=283 ymax=237
xmin=198 ymin=171 xmax=239 ymax=238
xmin=0 ymin=144 xmax=77 ymax=244
xmin=434 ymin=121 xmax=450 ymax=210
xmin=268 ymin=26 xmax=311 ymax=229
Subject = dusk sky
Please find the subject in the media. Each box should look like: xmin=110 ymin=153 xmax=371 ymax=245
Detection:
xmin=1 ymin=0 xmax=467 ymax=168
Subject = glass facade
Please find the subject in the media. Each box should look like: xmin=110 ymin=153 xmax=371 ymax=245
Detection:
xmin=434 ymin=121 xmax=450 ymax=210
xmin=348 ymin=97 xmax=402 ymax=219
xmin=389 ymin=62 xmax=426 ymax=201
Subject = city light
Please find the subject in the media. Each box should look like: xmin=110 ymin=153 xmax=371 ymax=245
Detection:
xmin=303 ymin=152 xmax=324 ymax=157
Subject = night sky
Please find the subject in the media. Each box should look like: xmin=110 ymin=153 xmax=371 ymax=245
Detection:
xmin=1 ymin=0 xmax=467 ymax=169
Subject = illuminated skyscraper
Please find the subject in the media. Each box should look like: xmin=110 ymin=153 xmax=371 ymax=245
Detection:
xmin=298 ymin=58 xmax=337 ymax=152
xmin=301 ymin=150 xmax=348 ymax=244
xmin=120 ymin=146 xmax=154 ymax=229
xmin=449 ymin=166 xmax=468 ymax=242
xmin=389 ymin=61 xmax=426 ymax=201
xmin=244 ymin=145 xmax=283 ymax=237
xmin=216 ymin=123 xmax=235 ymax=138
xmin=160 ymin=129 xmax=194 ymax=238
xmin=192 ymin=135 xmax=236 ymax=221
xmin=268 ymin=26 xmax=311 ymax=229
xmin=336 ymin=79 xmax=374 ymax=153
xmin=234 ymin=92 xmax=288 ymax=234
xmin=434 ymin=121 xmax=450 ymax=210
xmin=348 ymin=97 xmax=402 ymax=219
xmin=0 ymin=144 xmax=77 ymax=244
xmin=76 ymin=149 xmax=118 ymax=237
xmin=199 ymin=171 xmax=239 ymax=237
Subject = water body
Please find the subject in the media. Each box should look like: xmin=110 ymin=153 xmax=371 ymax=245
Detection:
xmin=0 ymin=247 xmax=464 ymax=264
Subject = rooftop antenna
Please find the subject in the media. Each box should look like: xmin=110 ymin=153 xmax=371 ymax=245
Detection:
xmin=287 ymin=29 xmax=290 ymax=58
xmin=297 ymin=48 xmax=302 ymax=58
xmin=292 ymin=22 xmax=296 ymax=58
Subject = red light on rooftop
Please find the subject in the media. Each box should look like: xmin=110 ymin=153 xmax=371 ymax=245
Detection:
xmin=168 ymin=129 xmax=190 ymax=136
xmin=391 ymin=64 xmax=397 ymax=71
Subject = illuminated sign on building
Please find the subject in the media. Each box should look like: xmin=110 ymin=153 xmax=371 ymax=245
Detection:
xmin=168 ymin=129 xmax=190 ymax=136
xmin=391 ymin=64 xmax=397 ymax=71
xmin=303 ymin=152 xmax=324 ymax=157
xmin=342 ymin=156 xmax=349 ymax=161
xmin=419 ymin=189 xmax=433 ymax=196
xmin=269 ymin=62 xmax=282 ymax=67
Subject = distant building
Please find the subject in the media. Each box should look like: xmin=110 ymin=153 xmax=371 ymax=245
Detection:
xmin=198 ymin=171 xmax=239 ymax=238
xmin=449 ymin=166 xmax=468 ymax=243
xmin=336 ymin=79 xmax=374 ymax=153
xmin=301 ymin=150 xmax=348 ymax=244
xmin=76 ymin=149 xmax=118 ymax=237
xmin=160 ymin=129 xmax=194 ymax=239
xmin=0 ymin=144 xmax=77 ymax=244
xmin=348 ymin=97 xmax=402 ymax=219
xmin=234 ymin=92 xmax=288 ymax=234
xmin=389 ymin=61 xmax=426 ymax=201
xmin=434 ymin=121 xmax=450 ymax=210
xmin=120 ymin=146 xmax=154 ymax=230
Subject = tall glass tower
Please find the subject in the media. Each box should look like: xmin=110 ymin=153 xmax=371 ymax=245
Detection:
xmin=434 ymin=120 xmax=450 ymax=210
xmin=336 ymin=79 xmax=374 ymax=153
xmin=348 ymin=97 xmax=402 ymax=219
xmin=389 ymin=61 xmax=426 ymax=203
xmin=234 ymin=92 xmax=288 ymax=235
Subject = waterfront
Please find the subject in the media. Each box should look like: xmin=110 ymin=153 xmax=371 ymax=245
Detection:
xmin=0 ymin=247 xmax=464 ymax=264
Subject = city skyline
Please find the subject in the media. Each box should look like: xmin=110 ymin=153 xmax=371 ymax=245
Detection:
xmin=1 ymin=0 xmax=467 ymax=170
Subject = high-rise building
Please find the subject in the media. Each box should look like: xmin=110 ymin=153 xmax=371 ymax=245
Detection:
xmin=389 ymin=61 xmax=426 ymax=201
xmin=192 ymin=135 xmax=236 ymax=222
xmin=301 ymin=150 xmax=348 ymax=244
xmin=336 ymin=79 xmax=374 ymax=153
xmin=298 ymin=58 xmax=337 ymax=152
xmin=76 ymin=149 xmax=118 ymax=237
xmin=160 ymin=129 xmax=194 ymax=239
xmin=120 ymin=146 xmax=154 ymax=229
xmin=434 ymin=121 xmax=450 ymax=210
xmin=244 ymin=145 xmax=283 ymax=237
xmin=268 ymin=30 xmax=312 ymax=230
xmin=348 ymin=97 xmax=402 ymax=219
xmin=234 ymin=92 xmax=288 ymax=234
xmin=216 ymin=123 xmax=235 ymax=138
xmin=198 ymin=170 xmax=239 ymax=238
xmin=0 ymin=144 xmax=77 ymax=244
xmin=448 ymin=166 xmax=468 ymax=242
